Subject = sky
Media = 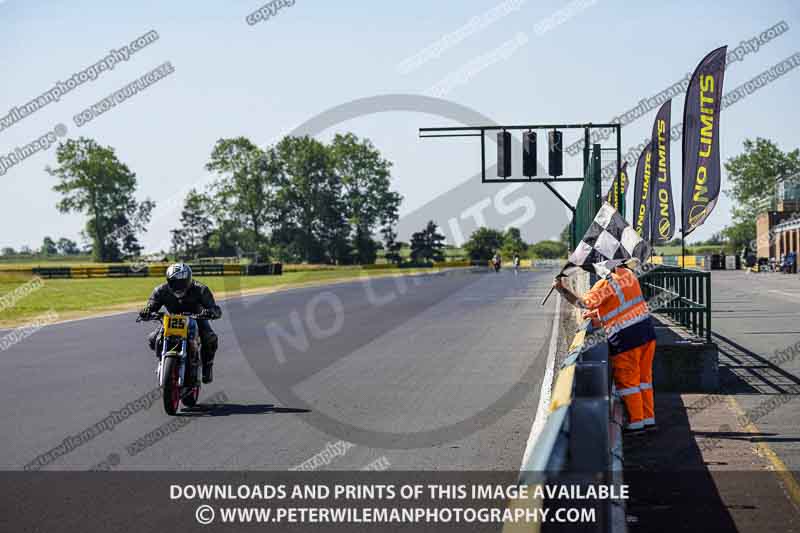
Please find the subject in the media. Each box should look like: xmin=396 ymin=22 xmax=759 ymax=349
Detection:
xmin=1 ymin=0 xmax=799 ymax=251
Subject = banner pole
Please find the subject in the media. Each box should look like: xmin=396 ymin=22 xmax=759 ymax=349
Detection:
xmin=681 ymin=227 xmax=686 ymax=265
xmin=681 ymin=149 xmax=685 ymax=266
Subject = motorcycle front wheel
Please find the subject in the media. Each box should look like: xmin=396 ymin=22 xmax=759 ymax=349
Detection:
xmin=162 ymin=357 xmax=181 ymax=416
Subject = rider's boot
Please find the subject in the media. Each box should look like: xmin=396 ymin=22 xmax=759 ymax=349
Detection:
xmin=202 ymin=363 xmax=214 ymax=384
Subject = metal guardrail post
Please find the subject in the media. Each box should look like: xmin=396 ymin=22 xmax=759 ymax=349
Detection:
xmin=574 ymin=362 xmax=608 ymax=398
xmin=569 ymin=398 xmax=611 ymax=472
xmin=705 ymin=272 xmax=712 ymax=343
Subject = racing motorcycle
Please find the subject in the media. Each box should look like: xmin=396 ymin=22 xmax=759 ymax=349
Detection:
xmin=136 ymin=312 xmax=203 ymax=415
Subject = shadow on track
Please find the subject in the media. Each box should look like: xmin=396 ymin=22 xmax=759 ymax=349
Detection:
xmin=712 ymin=332 xmax=800 ymax=394
xmin=180 ymin=403 xmax=311 ymax=417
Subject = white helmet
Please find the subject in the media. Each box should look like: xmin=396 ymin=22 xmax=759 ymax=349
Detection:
xmin=166 ymin=263 xmax=192 ymax=298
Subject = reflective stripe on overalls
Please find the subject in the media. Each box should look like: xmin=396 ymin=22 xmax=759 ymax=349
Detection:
xmin=596 ymin=269 xmax=651 ymax=429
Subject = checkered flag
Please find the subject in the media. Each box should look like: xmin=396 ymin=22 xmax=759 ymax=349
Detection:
xmin=561 ymin=202 xmax=650 ymax=277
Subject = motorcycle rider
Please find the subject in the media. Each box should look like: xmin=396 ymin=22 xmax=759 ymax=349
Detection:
xmin=493 ymin=252 xmax=501 ymax=271
xmin=139 ymin=263 xmax=222 ymax=384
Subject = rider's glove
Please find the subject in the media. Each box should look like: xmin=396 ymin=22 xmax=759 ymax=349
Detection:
xmin=139 ymin=306 xmax=151 ymax=319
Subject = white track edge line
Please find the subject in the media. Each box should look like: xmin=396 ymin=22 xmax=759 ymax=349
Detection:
xmin=519 ymin=292 xmax=561 ymax=470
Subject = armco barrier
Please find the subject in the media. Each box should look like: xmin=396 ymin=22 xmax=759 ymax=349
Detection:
xmin=30 ymin=267 xmax=71 ymax=279
xmin=69 ymin=266 xmax=111 ymax=278
xmin=148 ymin=265 xmax=168 ymax=278
xmin=108 ymin=265 xmax=148 ymax=277
xmin=515 ymin=318 xmax=626 ymax=533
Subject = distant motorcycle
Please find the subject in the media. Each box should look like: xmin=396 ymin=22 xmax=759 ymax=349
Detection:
xmin=136 ymin=312 xmax=203 ymax=415
xmin=492 ymin=258 xmax=501 ymax=273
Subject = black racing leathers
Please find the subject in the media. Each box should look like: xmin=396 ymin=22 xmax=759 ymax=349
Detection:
xmin=144 ymin=281 xmax=222 ymax=365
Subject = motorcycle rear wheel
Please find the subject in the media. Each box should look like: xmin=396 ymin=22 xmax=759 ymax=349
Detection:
xmin=182 ymin=385 xmax=200 ymax=407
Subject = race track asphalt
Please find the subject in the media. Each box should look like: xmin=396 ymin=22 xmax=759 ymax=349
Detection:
xmin=0 ymin=268 xmax=559 ymax=472
xmin=710 ymin=271 xmax=800 ymax=473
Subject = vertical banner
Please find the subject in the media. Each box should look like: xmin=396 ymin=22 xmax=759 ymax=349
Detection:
xmin=633 ymin=142 xmax=654 ymax=240
xmin=682 ymin=45 xmax=727 ymax=236
xmin=650 ymin=100 xmax=675 ymax=243
xmin=605 ymin=161 xmax=628 ymax=216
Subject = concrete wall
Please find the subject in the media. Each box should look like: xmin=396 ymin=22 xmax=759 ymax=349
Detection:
xmin=756 ymin=212 xmax=772 ymax=259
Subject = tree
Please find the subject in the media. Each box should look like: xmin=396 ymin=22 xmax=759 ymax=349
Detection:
xmin=1 ymin=247 xmax=16 ymax=256
xmin=724 ymin=138 xmax=800 ymax=247
xmin=48 ymin=138 xmax=155 ymax=262
xmin=206 ymin=138 xmax=283 ymax=252
xmin=501 ymin=227 xmax=527 ymax=257
xmin=381 ymin=225 xmax=403 ymax=265
xmin=409 ymin=221 xmax=446 ymax=263
xmin=721 ymin=220 xmax=756 ymax=253
xmin=171 ymin=189 xmax=214 ymax=259
xmin=317 ymin=192 xmax=353 ymax=264
xmin=198 ymin=132 xmax=403 ymax=265
xmin=274 ymin=136 xmax=339 ymax=262
xmin=56 ymin=238 xmax=79 ymax=255
xmin=40 ymin=236 xmax=58 ymax=256
xmin=725 ymin=138 xmax=800 ymax=214
xmin=330 ymin=133 xmax=402 ymax=264
xmin=205 ymin=219 xmax=241 ymax=258
xmin=464 ymin=227 xmax=505 ymax=261
xmin=528 ymin=240 xmax=568 ymax=259
xmin=117 ymin=199 xmax=155 ymax=259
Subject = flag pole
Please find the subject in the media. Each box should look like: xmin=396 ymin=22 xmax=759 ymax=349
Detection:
xmin=541 ymin=285 xmax=556 ymax=306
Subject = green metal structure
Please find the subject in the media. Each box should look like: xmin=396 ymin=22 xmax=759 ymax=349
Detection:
xmin=640 ymin=265 xmax=712 ymax=342
xmin=572 ymin=143 xmax=603 ymax=250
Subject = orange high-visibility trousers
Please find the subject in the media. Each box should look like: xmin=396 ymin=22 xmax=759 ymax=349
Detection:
xmin=611 ymin=344 xmax=645 ymax=429
xmin=638 ymin=340 xmax=656 ymax=426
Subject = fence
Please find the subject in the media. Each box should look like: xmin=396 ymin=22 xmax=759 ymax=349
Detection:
xmin=639 ymin=265 xmax=712 ymax=342
xmin=518 ymin=313 xmax=626 ymax=532
xmin=21 ymin=263 xmax=284 ymax=280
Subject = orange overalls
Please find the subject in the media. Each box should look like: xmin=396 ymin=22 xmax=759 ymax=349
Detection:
xmin=583 ymin=267 xmax=657 ymax=429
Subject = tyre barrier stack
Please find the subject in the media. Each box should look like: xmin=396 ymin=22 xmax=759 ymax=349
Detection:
xmin=24 ymin=263 xmax=284 ymax=279
xmin=512 ymin=319 xmax=626 ymax=533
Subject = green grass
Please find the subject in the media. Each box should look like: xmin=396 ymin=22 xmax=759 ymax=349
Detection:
xmin=654 ymin=245 xmax=730 ymax=256
xmin=0 ymin=268 xmax=438 ymax=326
xmin=654 ymin=246 xmax=685 ymax=255
xmin=377 ymin=246 xmax=467 ymax=261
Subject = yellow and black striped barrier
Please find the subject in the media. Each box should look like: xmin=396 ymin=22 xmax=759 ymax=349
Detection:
xmin=649 ymin=255 xmax=707 ymax=268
